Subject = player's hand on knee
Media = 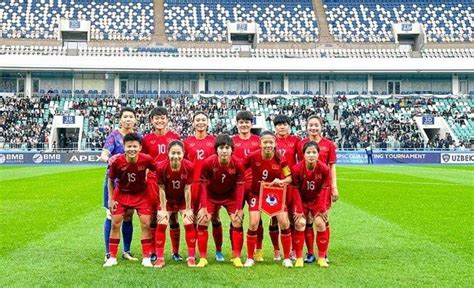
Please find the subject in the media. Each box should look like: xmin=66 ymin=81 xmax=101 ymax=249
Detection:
xmin=293 ymin=212 xmax=304 ymax=223
xmin=108 ymin=199 xmax=117 ymax=212
xmin=157 ymin=210 xmax=169 ymax=224
xmin=197 ymin=208 xmax=209 ymax=224
xmin=317 ymin=212 xmax=328 ymax=223
xmin=183 ymin=209 xmax=195 ymax=223
xmin=331 ymin=187 xmax=339 ymax=203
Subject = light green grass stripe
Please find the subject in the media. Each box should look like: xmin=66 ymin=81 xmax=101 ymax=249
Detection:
xmin=0 ymin=203 xmax=471 ymax=287
xmin=342 ymin=165 xmax=474 ymax=186
xmin=0 ymin=165 xmax=105 ymax=181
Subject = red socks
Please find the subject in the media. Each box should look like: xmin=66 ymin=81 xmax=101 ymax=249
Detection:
xmin=231 ymin=226 xmax=243 ymax=258
xmin=256 ymin=220 xmax=263 ymax=250
xmin=109 ymin=238 xmax=120 ymax=258
xmin=246 ymin=229 xmax=258 ymax=259
xmin=269 ymin=225 xmax=280 ymax=251
xmin=141 ymin=238 xmax=152 ymax=258
xmin=293 ymin=230 xmax=305 ymax=258
xmin=280 ymin=228 xmax=292 ymax=259
xmin=305 ymin=224 xmax=315 ymax=255
xmin=212 ymin=222 xmax=223 ymax=252
xmin=184 ymin=224 xmax=196 ymax=258
xmin=169 ymin=223 xmax=180 ymax=254
xmin=155 ymin=224 xmax=167 ymax=258
xmin=197 ymin=225 xmax=208 ymax=259
xmin=317 ymin=225 xmax=330 ymax=258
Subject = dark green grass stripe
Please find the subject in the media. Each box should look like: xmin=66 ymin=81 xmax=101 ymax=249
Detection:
xmin=0 ymin=168 xmax=103 ymax=255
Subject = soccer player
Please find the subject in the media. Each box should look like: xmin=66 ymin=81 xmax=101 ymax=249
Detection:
xmin=271 ymin=114 xmax=301 ymax=260
xmin=297 ymin=115 xmax=338 ymax=264
xmin=103 ymin=133 xmax=156 ymax=267
xmin=243 ymin=131 xmax=293 ymax=268
xmin=292 ymin=141 xmax=332 ymax=267
xmin=196 ymin=134 xmax=246 ymax=268
xmin=183 ymin=112 xmax=221 ymax=261
xmin=99 ymin=107 xmax=137 ymax=262
xmin=231 ymin=111 xmax=262 ymax=260
xmin=154 ymin=141 xmax=196 ymax=268
xmin=141 ymin=107 xmax=181 ymax=261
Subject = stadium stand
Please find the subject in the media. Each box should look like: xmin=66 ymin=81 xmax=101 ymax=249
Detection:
xmin=0 ymin=0 xmax=154 ymax=41
xmin=324 ymin=0 xmax=473 ymax=43
xmin=164 ymin=0 xmax=319 ymax=42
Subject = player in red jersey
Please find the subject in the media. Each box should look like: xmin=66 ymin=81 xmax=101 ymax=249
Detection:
xmin=292 ymin=141 xmax=332 ymax=267
xmin=270 ymin=114 xmax=302 ymax=260
xmin=297 ymin=115 xmax=338 ymax=264
xmin=103 ymin=133 xmax=156 ymax=268
xmin=183 ymin=112 xmax=223 ymax=261
xmin=231 ymin=111 xmax=263 ymax=260
xmin=141 ymin=107 xmax=181 ymax=262
xmin=243 ymin=131 xmax=293 ymax=268
xmin=196 ymin=134 xmax=246 ymax=268
xmin=154 ymin=141 xmax=196 ymax=268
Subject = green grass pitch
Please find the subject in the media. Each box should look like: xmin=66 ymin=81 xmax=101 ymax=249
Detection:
xmin=0 ymin=165 xmax=472 ymax=287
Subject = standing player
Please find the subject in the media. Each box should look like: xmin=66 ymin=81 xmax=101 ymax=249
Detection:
xmin=183 ymin=112 xmax=221 ymax=260
xmin=270 ymin=114 xmax=301 ymax=260
xmin=231 ymin=111 xmax=262 ymax=260
xmin=141 ymin=107 xmax=181 ymax=261
xmin=154 ymin=141 xmax=196 ymax=268
xmin=297 ymin=115 xmax=338 ymax=264
xmin=292 ymin=141 xmax=332 ymax=267
xmin=196 ymin=134 xmax=246 ymax=268
xmin=103 ymin=133 xmax=156 ymax=267
xmin=99 ymin=107 xmax=137 ymax=262
xmin=243 ymin=131 xmax=293 ymax=268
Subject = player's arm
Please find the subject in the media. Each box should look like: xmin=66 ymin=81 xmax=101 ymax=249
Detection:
xmin=157 ymin=184 xmax=168 ymax=223
xmin=270 ymin=165 xmax=292 ymax=186
xmin=330 ymin=163 xmax=338 ymax=202
xmin=184 ymin=184 xmax=192 ymax=211
xmin=107 ymin=166 xmax=117 ymax=211
xmin=99 ymin=149 xmax=111 ymax=162
xmin=318 ymin=171 xmax=332 ymax=213
xmin=100 ymin=133 xmax=115 ymax=162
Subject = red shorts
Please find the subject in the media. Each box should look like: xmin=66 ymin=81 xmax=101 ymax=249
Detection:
xmin=246 ymin=194 xmax=260 ymax=212
xmin=112 ymin=189 xmax=151 ymax=216
xmin=159 ymin=201 xmax=186 ymax=213
xmin=326 ymin=192 xmax=333 ymax=210
xmin=303 ymin=201 xmax=325 ymax=218
xmin=191 ymin=181 xmax=202 ymax=214
xmin=146 ymin=172 xmax=158 ymax=213
xmin=207 ymin=197 xmax=239 ymax=216
xmin=241 ymin=181 xmax=252 ymax=209
xmin=287 ymin=191 xmax=303 ymax=215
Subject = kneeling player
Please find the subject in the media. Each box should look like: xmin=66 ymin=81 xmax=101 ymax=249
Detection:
xmin=244 ymin=131 xmax=293 ymax=268
xmin=104 ymin=133 xmax=156 ymax=267
xmin=291 ymin=141 xmax=331 ymax=267
xmin=196 ymin=134 xmax=246 ymax=268
xmin=154 ymin=141 xmax=196 ymax=268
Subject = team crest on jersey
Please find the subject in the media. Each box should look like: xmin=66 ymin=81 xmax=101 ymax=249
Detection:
xmin=213 ymin=168 xmax=219 ymax=173
xmin=206 ymin=142 xmax=213 ymax=147
xmin=272 ymin=164 xmax=279 ymax=170
xmin=189 ymin=143 xmax=196 ymax=147
xmin=320 ymin=146 xmax=328 ymax=152
xmin=181 ymin=174 xmax=188 ymax=179
xmin=150 ymin=140 xmax=156 ymax=144
xmin=255 ymin=162 xmax=261 ymax=167
xmin=228 ymin=168 xmax=236 ymax=174
xmin=137 ymin=166 xmax=145 ymax=171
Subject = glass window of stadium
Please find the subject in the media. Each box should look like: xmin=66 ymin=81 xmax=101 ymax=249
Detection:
xmin=258 ymin=80 xmax=271 ymax=94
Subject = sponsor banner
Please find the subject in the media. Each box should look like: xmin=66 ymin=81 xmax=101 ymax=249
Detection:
xmin=337 ymin=151 xmax=442 ymax=164
xmin=440 ymin=152 xmax=474 ymax=164
xmin=372 ymin=152 xmax=440 ymax=164
xmin=0 ymin=152 xmax=101 ymax=165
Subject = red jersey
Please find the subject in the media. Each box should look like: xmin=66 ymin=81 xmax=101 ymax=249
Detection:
xmin=244 ymin=150 xmax=291 ymax=196
xmin=142 ymin=131 xmax=181 ymax=162
xmin=275 ymin=134 xmax=301 ymax=167
xmin=200 ymin=154 xmax=245 ymax=204
xmin=184 ymin=134 xmax=216 ymax=182
xmin=232 ymin=134 xmax=260 ymax=183
xmin=297 ymin=137 xmax=337 ymax=165
xmin=109 ymin=153 xmax=156 ymax=194
xmin=291 ymin=160 xmax=331 ymax=213
xmin=156 ymin=159 xmax=194 ymax=205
